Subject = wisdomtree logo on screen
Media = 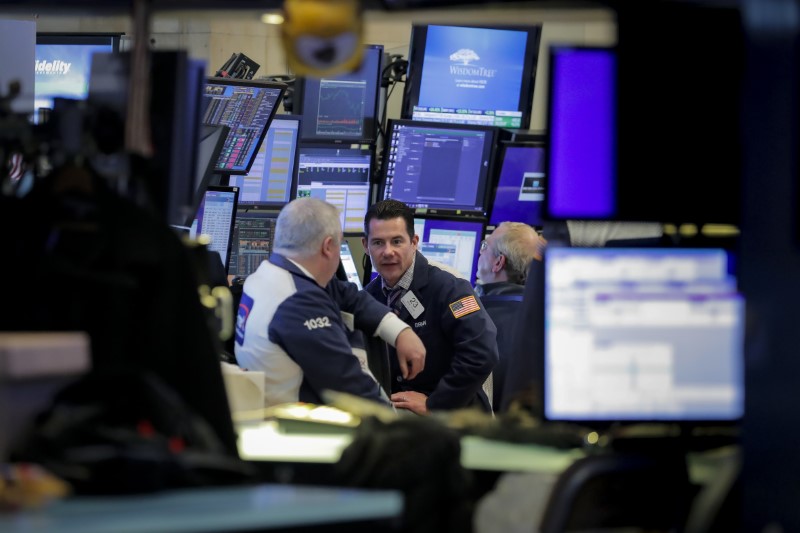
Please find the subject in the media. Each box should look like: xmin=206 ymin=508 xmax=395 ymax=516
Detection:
xmin=448 ymin=48 xmax=496 ymax=90
xmin=35 ymin=59 xmax=72 ymax=75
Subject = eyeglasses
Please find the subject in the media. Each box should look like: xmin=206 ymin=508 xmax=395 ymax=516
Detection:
xmin=480 ymin=240 xmax=488 ymax=252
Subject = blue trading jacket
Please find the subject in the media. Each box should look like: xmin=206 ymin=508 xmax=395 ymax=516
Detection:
xmin=365 ymin=252 xmax=498 ymax=411
xmin=235 ymin=253 xmax=389 ymax=406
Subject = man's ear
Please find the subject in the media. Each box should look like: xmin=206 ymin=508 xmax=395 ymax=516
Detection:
xmin=322 ymin=235 xmax=336 ymax=259
xmin=493 ymin=254 xmax=506 ymax=273
xmin=361 ymin=236 xmax=368 ymax=252
xmin=411 ymin=234 xmax=419 ymax=248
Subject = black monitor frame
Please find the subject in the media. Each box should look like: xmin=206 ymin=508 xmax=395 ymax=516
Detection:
xmin=293 ymin=44 xmax=384 ymax=143
xmin=225 ymin=114 xmax=302 ymax=209
xmin=380 ymin=118 xmax=498 ymax=219
xmin=194 ymin=185 xmax=240 ymax=273
xmin=36 ymin=32 xmax=122 ymax=50
xmin=202 ymin=77 xmax=287 ymax=176
xmin=401 ymin=23 xmax=542 ymax=130
xmin=487 ymin=138 xmax=548 ymax=229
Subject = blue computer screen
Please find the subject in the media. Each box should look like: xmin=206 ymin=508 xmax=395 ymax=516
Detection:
xmin=35 ymin=35 xmax=117 ymax=116
xmin=404 ymin=24 xmax=541 ymax=128
xmin=546 ymin=47 xmax=616 ymax=219
xmin=227 ymin=116 xmax=300 ymax=206
xmin=414 ymin=217 xmax=484 ymax=284
xmin=489 ymin=144 xmax=546 ymax=227
xmin=544 ymin=247 xmax=744 ymax=422
xmin=382 ymin=119 xmax=495 ymax=218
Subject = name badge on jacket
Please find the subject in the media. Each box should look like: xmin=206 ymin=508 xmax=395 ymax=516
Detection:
xmin=401 ymin=290 xmax=425 ymax=319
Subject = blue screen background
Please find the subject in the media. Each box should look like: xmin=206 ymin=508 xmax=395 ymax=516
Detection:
xmin=35 ymin=43 xmax=112 ymax=109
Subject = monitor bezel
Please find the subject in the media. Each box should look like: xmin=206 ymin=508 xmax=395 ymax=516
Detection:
xmin=197 ymin=185 xmax=240 ymax=273
xmin=295 ymin=141 xmax=375 ymax=236
xmin=225 ymin=113 xmax=302 ymax=209
xmin=413 ymin=214 xmax=486 ymax=285
xmin=401 ymin=23 xmax=542 ymax=130
xmin=488 ymin=138 xmax=548 ymax=229
xmin=294 ymin=44 xmax=384 ymax=143
xmin=36 ymin=32 xmax=123 ymax=50
xmin=540 ymin=246 xmax=745 ymax=428
xmin=381 ymin=118 xmax=498 ymax=220
xmin=543 ymin=45 xmax=617 ymax=221
xmin=203 ymin=76 xmax=287 ymax=176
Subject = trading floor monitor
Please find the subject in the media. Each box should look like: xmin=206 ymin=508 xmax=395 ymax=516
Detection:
xmin=544 ymin=247 xmax=744 ymax=423
xmin=190 ymin=186 xmax=240 ymax=272
xmin=489 ymin=141 xmax=546 ymax=227
xmin=226 ymin=115 xmax=301 ymax=208
xmin=295 ymin=143 xmax=372 ymax=234
xmin=228 ymin=208 xmax=279 ymax=278
xmin=414 ymin=217 xmax=484 ymax=284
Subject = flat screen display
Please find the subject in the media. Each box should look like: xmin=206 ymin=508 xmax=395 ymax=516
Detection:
xmin=544 ymin=247 xmax=744 ymax=423
xmin=228 ymin=209 xmax=279 ymax=278
xmin=382 ymin=119 xmax=496 ymax=218
xmin=340 ymin=241 xmax=363 ymax=289
xmin=190 ymin=186 xmax=240 ymax=271
xmin=35 ymin=33 xmax=120 ymax=118
xmin=295 ymin=143 xmax=372 ymax=234
xmin=546 ymin=46 xmax=616 ymax=220
xmin=414 ymin=217 xmax=484 ymax=284
xmin=402 ymin=24 xmax=541 ymax=129
xmin=489 ymin=143 xmax=546 ymax=227
xmin=227 ymin=115 xmax=300 ymax=206
xmin=202 ymin=77 xmax=286 ymax=175
xmin=296 ymin=44 xmax=383 ymax=142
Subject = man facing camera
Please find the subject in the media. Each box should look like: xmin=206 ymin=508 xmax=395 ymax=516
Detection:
xmin=362 ymin=200 xmax=498 ymax=415
xmin=235 ymin=197 xmax=425 ymax=407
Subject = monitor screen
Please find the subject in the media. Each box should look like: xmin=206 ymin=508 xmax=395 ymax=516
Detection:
xmin=382 ymin=119 xmax=496 ymax=218
xmin=35 ymin=33 xmax=120 ymax=119
xmin=402 ymin=24 xmax=542 ymax=129
xmin=340 ymin=241 xmax=363 ymax=289
xmin=544 ymin=247 xmax=744 ymax=423
xmin=192 ymin=124 xmax=229 ymax=208
xmin=546 ymin=46 xmax=616 ymax=220
xmin=201 ymin=77 xmax=286 ymax=175
xmin=227 ymin=115 xmax=300 ymax=206
xmin=296 ymin=44 xmax=383 ymax=142
xmin=414 ymin=217 xmax=484 ymax=284
xmin=489 ymin=143 xmax=546 ymax=227
xmin=296 ymin=143 xmax=372 ymax=234
xmin=190 ymin=186 xmax=240 ymax=272
xmin=228 ymin=208 xmax=279 ymax=278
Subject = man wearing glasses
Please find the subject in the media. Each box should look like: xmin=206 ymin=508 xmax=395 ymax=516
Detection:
xmin=362 ymin=199 xmax=498 ymax=415
xmin=475 ymin=222 xmax=544 ymax=297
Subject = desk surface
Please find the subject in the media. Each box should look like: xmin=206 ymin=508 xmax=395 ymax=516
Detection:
xmin=238 ymin=420 xmax=582 ymax=474
xmin=0 ymin=484 xmax=403 ymax=533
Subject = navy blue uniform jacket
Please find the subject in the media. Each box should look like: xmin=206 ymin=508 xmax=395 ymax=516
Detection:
xmin=365 ymin=252 xmax=498 ymax=411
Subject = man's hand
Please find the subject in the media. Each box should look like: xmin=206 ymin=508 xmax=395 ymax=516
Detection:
xmin=391 ymin=391 xmax=429 ymax=416
xmin=395 ymin=328 xmax=426 ymax=380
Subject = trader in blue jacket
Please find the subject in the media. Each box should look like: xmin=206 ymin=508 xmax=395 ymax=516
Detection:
xmin=235 ymin=197 xmax=425 ymax=407
xmin=362 ymin=200 xmax=498 ymax=415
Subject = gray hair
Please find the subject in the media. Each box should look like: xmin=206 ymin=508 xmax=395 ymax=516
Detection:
xmin=493 ymin=222 xmax=540 ymax=284
xmin=273 ymin=197 xmax=342 ymax=258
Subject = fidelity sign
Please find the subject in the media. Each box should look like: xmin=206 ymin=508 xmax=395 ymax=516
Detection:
xmin=35 ymin=60 xmax=72 ymax=75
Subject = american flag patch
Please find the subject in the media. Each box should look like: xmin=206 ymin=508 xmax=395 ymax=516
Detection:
xmin=449 ymin=295 xmax=480 ymax=319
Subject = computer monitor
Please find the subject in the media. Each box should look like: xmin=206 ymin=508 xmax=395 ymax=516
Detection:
xmin=226 ymin=115 xmax=301 ymax=207
xmin=544 ymin=247 xmax=744 ymax=423
xmin=201 ymin=77 xmax=286 ymax=175
xmin=382 ymin=119 xmax=497 ymax=219
xmin=545 ymin=46 xmax=616 ymax=220
xmin=402 ymin=24 xmax=542 ymax=129
xmin=35 ymin=33 xmax=120 ymax=120
xmin=228 ymin=208 xmax=279 ymax=278
xmin=489 ymin=142 xmax=546 ymax=227
xmin=414 ymin=217 xmax=484 ymax=284
xmin=295 ymin=143 xmax=372 ymax=234
xmin=295 ymin=44 xmax=383 ymax=142
xmin=190 ymin=186 xmax=240 ymax=272
xmin=192 ymin=124 xmax=229 ymax=208
xmin=340 ymin=241 xmax=363 ymax=289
